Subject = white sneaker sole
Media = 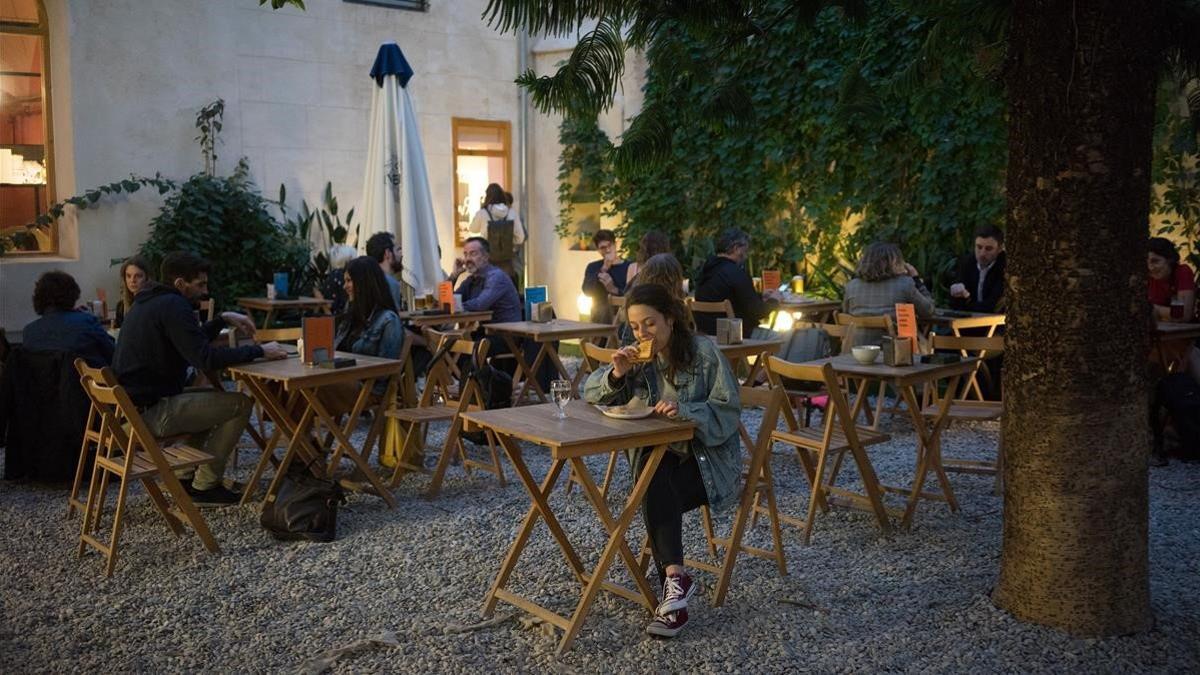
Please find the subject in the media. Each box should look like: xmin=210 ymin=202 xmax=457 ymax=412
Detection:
xmin=645 ymin=616 xmax=687 ymax=638
xmin=657 ymin=580 xmax=699 ymax=614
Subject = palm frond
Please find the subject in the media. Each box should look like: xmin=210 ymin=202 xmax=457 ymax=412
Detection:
xmin=610 ymin=101 xmax=675 ymax=176
xmin=483 ymin=0 xmax=634 ymax=37
xmin=515 ymin=18 xmax=626 ymax=116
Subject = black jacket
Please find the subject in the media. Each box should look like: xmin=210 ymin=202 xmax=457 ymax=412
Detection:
xmin=694 ymin=256 xmax=775 ymax=337
xmin=113 ymin=283 xmax=263 ymax=407
xmin=582 ymin=259 xmax=630 ymax=324
xmin=949 ymin=251 xmax=1006 ymax=313
xmin=0 ymin=347 xmax=90 ymax=481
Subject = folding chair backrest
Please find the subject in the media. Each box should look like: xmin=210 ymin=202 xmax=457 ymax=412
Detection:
xmin=929 ymin=334 xmax=1005 ymax=354
xmin=82 ymin=377 xmax=168 ymax=471
xmin=421 ymin=331 xmax=490 ymax=406
xmin=737 ymin=380 xmax=787 ymax=455
xmin=198 ymin=299 xmax=216 ymax=322
xmin=766 ymin=355 xmax=829 ymax=431
xmin=834 ymin=313 xmax=895 ymax=354
xmin=582 ymin=342 xmax=616 ymax=371
xmin=608 ymin=294 xmax=626 ymax=309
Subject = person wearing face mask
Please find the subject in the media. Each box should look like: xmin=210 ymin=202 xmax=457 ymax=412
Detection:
xmin=365 ymin=231 xmax=405 ymax=311
xmin=694 ymin=228 xmax=782 ymax=337
xmin=113 ymin=251 xmax=288 ymax=506
xmin=583 ymin=283 xmax=742 ymax=639
xmin=114 ymin=255 xmax=152 ymax=329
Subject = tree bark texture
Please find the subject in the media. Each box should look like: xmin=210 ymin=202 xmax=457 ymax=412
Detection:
xmin=995 ymin=0 xmax=1159 ymax=635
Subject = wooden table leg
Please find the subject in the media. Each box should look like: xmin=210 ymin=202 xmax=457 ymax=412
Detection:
xmin=301 ymin=387 xmax=397 ymax=509
xmin=263 ymin=403 xmax=321 ymax=506
xmin=237 ymin=379 xmax=303 ymax=505
xmin=483 ymin=438 xmax=581 ymax=618
xmin=898 ymin=376 xmax=962 ymax=529
xmin=515 ymin=341 xmax=551 ymax=404
xmin=555 ymin=444 xmax=668 ymax=654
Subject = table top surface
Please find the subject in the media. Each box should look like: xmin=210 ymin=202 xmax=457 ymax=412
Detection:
xmin=702 ymin=335 xmax=784 ymax=354
xmin=461 ymin=402 xmax=695 ymax=456
xmin=236 ymin=296 xmax=332 ymax=309
xmin=926 ymin=310 xmax=1006 ymax=326
xmin=778 ymin=295 xmax=840 ymax=309
xmin=1154 ymin=321 xmax=1200 ymax=339
xmin=805 ymin=353 xmax=981 ymax=384
xmin=225 ymin=351 xmax=401 ymax=388
xmin=397 ymin=309 xmax=492 ymax=323
xmin=485 ymin=319 xmax=617 ymax=341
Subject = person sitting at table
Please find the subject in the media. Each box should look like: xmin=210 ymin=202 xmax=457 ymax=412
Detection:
xmin=948 ymin=224 xmax=1006 ymax=313
xmin=581 ymin=229 xmax=630 ymax=324
xmin=113 ymin=251 xmax=288 ymax=506
xmin=694 ymin=228 xmax=782 ymax=337
xmin=618 ymin=253 xmax=689 ymax=345
xmin=626 ymin=230 xmax=671 ymax=284
xmin=319 ymin=243 xmax=358 ymax=315
xmin=317 ymin=256 xmax=405 ymax=415
xmin=22 ymin=270 xmax=115 ymax=367
xmin=583 ymin=283 xmax=741 ymax=639
xmin=114 ymin=255 xmax=151 ymax=329
xmin=843 ymin=242 xmax=935 ymax=346
xmin=1148 ymin=237 xmax=1196 ymax=323
xmin=451 ymin=237 xmax=522 ymax=323
xmin=365 ymin=231 xmax=405 ymax=311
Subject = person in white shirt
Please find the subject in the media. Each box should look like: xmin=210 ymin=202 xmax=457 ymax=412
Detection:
xmin=468 ymin=183 xmax=525 ymax=284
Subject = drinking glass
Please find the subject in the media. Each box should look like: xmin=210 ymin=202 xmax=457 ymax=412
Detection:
xmin=550 ymin=379 xmax=572 ymax=419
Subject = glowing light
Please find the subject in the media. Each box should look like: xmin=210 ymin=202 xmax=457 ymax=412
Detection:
xmin=577 ymin=293 xmax=594 ymax=319
xmin=772 ymin=310 xmax=795 ymax=332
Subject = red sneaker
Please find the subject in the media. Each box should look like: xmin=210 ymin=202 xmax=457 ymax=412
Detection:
xmin=646 ymin=608 xmax=688 ymax=638
xmin=658 ymin=572 xmax=698 ymax=614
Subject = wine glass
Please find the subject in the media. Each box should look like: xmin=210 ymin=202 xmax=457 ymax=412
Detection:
xmin=550 ymin=379 xmax=572 ymax=419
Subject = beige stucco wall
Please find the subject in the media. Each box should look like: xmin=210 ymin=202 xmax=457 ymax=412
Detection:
xmin=1 ymin=0 xmax=520 ymax=337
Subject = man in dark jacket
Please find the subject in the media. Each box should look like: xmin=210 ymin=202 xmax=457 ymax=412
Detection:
xmin=581 ymin=229 xmax=629 ymax=324
xmin=114 ymin=251 xmax=287 ymax=505
xmin=949 ymin=224 xmax=1006 ymax=313
xmin=694 ymin=228 xmax=781 ymax=337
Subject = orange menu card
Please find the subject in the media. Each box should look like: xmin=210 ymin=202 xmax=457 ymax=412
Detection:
xmin=95 ymin=287 xmax=109 ymax=319
xmin=438 ymin=281 xmax=455 ymax=313
xmin=894 ymin=303 xmax=918 ymax=352
xmin=303 ymin=315 xmax=335 ymax=364
xmin=761 ymin=269 xmax=782 ymax=293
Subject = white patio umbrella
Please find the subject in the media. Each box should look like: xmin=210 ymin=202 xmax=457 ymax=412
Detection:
xmin=360 ymin=42 xmax=442 ymax=304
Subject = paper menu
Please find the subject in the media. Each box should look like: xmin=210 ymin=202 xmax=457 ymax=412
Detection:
xmin=302 ymin=315 xmax=335 ymax=364
xmin=894 ymin=303 xmax=918 ymax=352
xmin=524 ymin=285 xmax=547 ymax=321
xmin=438 ymin=281 xmax=455 ymax=312
xmin=761 ymin=269 xmax=782 ymax=293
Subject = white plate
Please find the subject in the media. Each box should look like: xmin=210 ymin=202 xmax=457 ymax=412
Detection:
xmin=598 ymin=404 xmax=655 ymax=420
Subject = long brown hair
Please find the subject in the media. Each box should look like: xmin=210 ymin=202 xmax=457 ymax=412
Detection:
xmin=626 ymin=283 xmax=696 ymax=381
xmin=343 ymin=256 xmax=398 ymax=333
xmin=119 ymin=255 xmax=152 ymax=308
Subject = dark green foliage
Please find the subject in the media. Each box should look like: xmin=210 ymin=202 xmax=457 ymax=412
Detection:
xmin=558 ymin=3 xmax=1008 ymax=301
xmin=556 ymin=116 xmax=614 ymax=239
xmin=278 ymin=181 xmax=359 ymax=299
xmin=1151 ymin=78 xmax=1200 ymax=270
xmin=139 ymin=159 xmax=311 ymax=310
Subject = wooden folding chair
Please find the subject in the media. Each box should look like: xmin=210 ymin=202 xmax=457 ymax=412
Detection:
xmin=198 ymin=298 xmax=216 ymax=322
xmin=764 ymin=355 xmax=893 ymax=544
xmin=636 ymin=374 xmax=789 ymax=606
xmin=383 ymin=331 xmax=504 ymax=497
xmin=923 ymin=334 xmax=1005 ymax=494
xmin=835 ymin=313 xmax=897 ymax=429
xmin=75 ymin=370 xmax=219 ymax=577
xmin=688 ymin=298 xmax=735 ymax=336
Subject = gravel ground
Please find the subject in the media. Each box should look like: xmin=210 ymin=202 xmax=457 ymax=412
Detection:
xmin=2 ymin=378 xmax=1198 ymax=673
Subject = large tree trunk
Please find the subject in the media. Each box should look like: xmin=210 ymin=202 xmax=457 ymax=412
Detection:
xmin=994 ymin=1 xmax=1160 ymax=635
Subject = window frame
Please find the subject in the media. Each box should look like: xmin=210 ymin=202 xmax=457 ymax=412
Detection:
xmin=1 ymin=0 xmax=57 ymax=257
xmin=451 ymin=117 xmax=512 ymax=246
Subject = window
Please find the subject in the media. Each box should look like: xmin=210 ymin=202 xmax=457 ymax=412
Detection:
xmin=1 ymin=0 xmax=55 ymax=255
xmin=452 ymin=118 xmax=511 ymax=245
xmin=343 ymin=0 xmax=428 ymax=11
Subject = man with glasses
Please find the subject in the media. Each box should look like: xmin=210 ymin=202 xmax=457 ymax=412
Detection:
xmin=581 ymin=229 xmax=630 ymax=324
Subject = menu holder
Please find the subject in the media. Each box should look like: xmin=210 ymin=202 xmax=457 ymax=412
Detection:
xmin=894 ymin=303 xmax=918 ymax=353
xmin=302 ymin=315 xmax=335 ymax=365
xmin=524 ymin=285 xmax=548 ymax=321
xmin=530 ymin=301 xmax=554 ymax=323
xmin=95 ymin=287 xmax=109 ymax=321
xmin=716 ymin=317 xmax=743 ymax=345
xmin=438 ymin=281 xmax=455 ymax=313
xmin=761 ymin=269 xmax=782 ymax=293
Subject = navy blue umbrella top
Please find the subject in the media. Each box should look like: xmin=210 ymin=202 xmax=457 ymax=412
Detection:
xmin=369 ymin=42 xmax=413 ymax=88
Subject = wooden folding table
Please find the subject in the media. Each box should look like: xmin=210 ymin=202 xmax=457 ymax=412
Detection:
xmin=484 ymin=319 xmax=616 ymax=403
xmin=236 ymin=296 xmax=332 ymax=329
xmin=397 ymin=309 xmax=492 ymax=331
xmin=226 ymin=353 xmax=400 ymax=508
xmin=461 ymin=403 xmax=695 ymax=654
xmin=778 ymin=295 xmax=841 ymax=322
xmin=808 ymin=354 xmax=979 ymax=528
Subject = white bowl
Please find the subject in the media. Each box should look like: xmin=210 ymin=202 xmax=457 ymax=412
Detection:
xmin=851 ymin=345 xmax=881 ymax=364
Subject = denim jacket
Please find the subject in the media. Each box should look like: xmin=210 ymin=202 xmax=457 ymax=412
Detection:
xmin=583 ymin=335 xmax=742 ymax=510
xmin=335 ymin=308 xmax=404 ymax=359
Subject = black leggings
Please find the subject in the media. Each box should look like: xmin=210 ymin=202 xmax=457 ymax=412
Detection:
xmin=641 ymin=451 xmax=709 ymax=580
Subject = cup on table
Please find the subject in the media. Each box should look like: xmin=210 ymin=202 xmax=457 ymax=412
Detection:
xmin=266 ymin=283 xmax=277 ymax=300
xmin=752 ymin=277 xmax=763 ymax=294
xmin=273 ymin=271 xmax=289 ymax=298
xmin=1170 ymin=297 xmax=1185 ymax=320
xmin=550 ymin=379 xmax=572 ymax=419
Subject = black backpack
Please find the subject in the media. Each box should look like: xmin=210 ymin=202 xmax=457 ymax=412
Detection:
xmin=260 ymin=460 xmax=346 ymax=542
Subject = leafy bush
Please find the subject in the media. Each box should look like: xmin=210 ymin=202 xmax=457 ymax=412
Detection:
xmin=139 ymin=159 xmax=310 ymax=309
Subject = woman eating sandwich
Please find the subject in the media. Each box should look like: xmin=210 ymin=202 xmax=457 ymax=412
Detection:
xmin=583 ymin=283 xmax=742 ymax=639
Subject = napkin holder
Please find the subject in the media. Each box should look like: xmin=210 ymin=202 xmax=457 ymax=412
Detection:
xmin=530 ymin=301 xmax=554 ymax=323
xmin=881 ymin=336 xmax=913 ymax=366
xmin=716 ymin=318 xmax=743 ymax=345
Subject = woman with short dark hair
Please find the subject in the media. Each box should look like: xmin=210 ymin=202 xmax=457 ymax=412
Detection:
xmin=22 ymin=270 xmax=115 ymax=366
xmin=584 ymin=283 xmax=741 ymax=638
